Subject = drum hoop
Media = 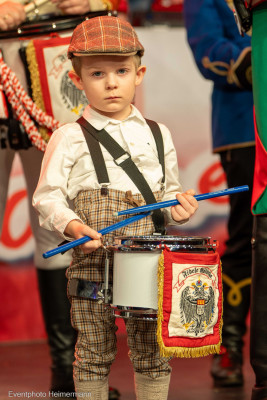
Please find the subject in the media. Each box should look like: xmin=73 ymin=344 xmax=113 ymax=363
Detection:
xmin=0 ymin=10 xmax=117 ymax=40
xmin=113 ymin=235 xmax=214 ymax=246
xmin=114 ymin=235 xmax=211 ymax=241
xmin=110 ymin=305 xmax=158 ymax=321
xmin=112 ymin=245 xmax=216 ymax=253
xmin=112 ymin=235 xmax=217 ymax=252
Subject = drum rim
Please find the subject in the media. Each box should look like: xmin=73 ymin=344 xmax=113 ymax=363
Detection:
xmin=110 ymin=305 xmax=158 ymax=321
xmin=114 ymin=235 xmax=212 ymax=242
xmin=112 ymin=235 xmax=217 ymax=253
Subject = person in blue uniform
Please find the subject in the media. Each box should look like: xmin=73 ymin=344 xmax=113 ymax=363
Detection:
xmin=183 ymin=0 xmax=254 ymax=387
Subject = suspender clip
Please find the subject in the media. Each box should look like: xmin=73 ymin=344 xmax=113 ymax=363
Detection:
xmin=100 ymin=183 xmax=109 ymax=196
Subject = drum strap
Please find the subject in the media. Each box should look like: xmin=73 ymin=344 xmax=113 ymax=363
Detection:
xmin=77 ymin=116 xmax=165 ymax=234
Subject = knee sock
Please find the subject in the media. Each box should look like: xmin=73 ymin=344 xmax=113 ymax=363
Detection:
xmin=134 ymin=372 xmax=171 ymax=400
xmin=74 ymin=377 xmax=109 ymax=400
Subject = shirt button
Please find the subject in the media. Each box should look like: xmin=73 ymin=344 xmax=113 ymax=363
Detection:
xmin=130 ymin=142 xmax=135 ymax=146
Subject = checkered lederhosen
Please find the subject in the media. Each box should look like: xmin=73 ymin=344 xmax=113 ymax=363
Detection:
xmin=67 ymin=188 xmax=172 ymax=381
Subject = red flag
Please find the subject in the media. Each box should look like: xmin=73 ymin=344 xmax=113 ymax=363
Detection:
xmin=157 ymin=247 xmax=222 ymax=358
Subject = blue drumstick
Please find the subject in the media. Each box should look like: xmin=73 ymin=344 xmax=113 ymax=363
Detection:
xmin=114 ymin=185 xmax=249 ymax=217
xmin=43 ymin=211 xmax=151 ymax=259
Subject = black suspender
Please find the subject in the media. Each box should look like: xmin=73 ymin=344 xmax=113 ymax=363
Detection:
xmin=80 ymin=125 xmax=109 ymax=185
xmin=145 ymin=118 xmax=165 ymax=184
xmin=77 ymin=116 xmax=165 ymax=234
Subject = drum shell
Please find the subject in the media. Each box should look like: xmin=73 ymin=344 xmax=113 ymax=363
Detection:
xmin=112 ymin=250 xmax=161 ymax=310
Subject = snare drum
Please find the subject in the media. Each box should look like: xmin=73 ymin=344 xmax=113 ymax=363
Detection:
xmin=110 ymin=235 xmax=217 ymax=320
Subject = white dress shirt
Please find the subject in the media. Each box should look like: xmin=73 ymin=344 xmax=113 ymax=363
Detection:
xmin=33 ymin=105 xmax=183 ymax=238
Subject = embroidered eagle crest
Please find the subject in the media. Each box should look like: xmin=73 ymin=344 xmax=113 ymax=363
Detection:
xmin=180 ymin=278 xmax=215 ymax=336
xmin=60 ymin=71 xmax=88 ymax=115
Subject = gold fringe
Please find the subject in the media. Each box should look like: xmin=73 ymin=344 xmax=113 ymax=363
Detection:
xmin=157 ymin=253 xmax=223 ymax=358
xmin=157 ymin=252 xmax=165 ymax=352
xmin=25 ymin=41 xmax=50 ymax=143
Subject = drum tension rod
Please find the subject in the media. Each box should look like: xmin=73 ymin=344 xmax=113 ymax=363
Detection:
xmin=97 ymin=243 xmax=111 ymax=304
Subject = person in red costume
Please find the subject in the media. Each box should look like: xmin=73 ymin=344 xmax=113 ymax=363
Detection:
xmin=0 ymin=1 xmax=120 ymax=399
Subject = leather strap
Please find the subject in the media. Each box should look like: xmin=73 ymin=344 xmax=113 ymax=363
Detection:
xmin=77 ymin=116 xmax=165 ymax=234
xmin=145 ymin=118 xmax=165 ymax=183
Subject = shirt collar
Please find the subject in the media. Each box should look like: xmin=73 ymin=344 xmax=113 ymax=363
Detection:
xmin=82 ymin=105 xmax=147 ymax=130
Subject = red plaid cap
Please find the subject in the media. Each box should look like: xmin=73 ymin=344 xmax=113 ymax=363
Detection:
xmin=67 ymin=16 xmax=144 ymax=59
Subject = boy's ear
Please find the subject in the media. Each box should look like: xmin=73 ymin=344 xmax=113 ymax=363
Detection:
xmin=135 ymin=65 xmax=146 ymax=86
xmin=68 ymin=70 xmax=84 ymax=90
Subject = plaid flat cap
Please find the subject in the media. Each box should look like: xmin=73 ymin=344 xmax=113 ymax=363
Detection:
xmin=68 ymin=16 xmax=144 ymax=59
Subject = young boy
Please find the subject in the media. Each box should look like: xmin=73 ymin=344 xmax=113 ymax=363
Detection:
xmin=33 ymin=16 xmax=198 ymax=399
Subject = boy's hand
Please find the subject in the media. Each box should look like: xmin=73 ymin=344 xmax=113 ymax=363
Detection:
xmin=171 ymin=189 xmax=198 ymax=222
xmin=64 ymin=220 xmax=102 ymax=254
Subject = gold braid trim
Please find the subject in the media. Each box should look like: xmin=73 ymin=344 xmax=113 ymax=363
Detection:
xmin=223 ymin=273 xmax=251 ymax=307
xmin=202 ymin=56 xmax=230 ymax=77
xmin=202 ymin=47 xmax=252 ymax=89
xmin=227 ymin=47 xmax=252 ymax=87
xmin=157 ymin=254 xmax=223 ymax=358
xmin=25 ymin=41 xmax=50 ymax=143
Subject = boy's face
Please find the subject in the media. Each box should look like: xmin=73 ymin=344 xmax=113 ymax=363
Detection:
xmin=69 ymin=55 xmax=146 ymax=121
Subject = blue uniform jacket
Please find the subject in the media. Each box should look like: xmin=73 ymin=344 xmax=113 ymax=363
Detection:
xmin=183 ymin=0 xmax=255 ymax=152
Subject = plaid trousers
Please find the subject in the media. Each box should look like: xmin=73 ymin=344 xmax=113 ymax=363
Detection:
xmin=67 ymin=189 xmax=172 ymax=381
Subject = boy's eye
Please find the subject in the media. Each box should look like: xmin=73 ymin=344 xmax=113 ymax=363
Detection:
xmin=118 ymin=68 xmax=127 ymax=74
xmin=92 ymin=71 xmax=102 ymax=77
